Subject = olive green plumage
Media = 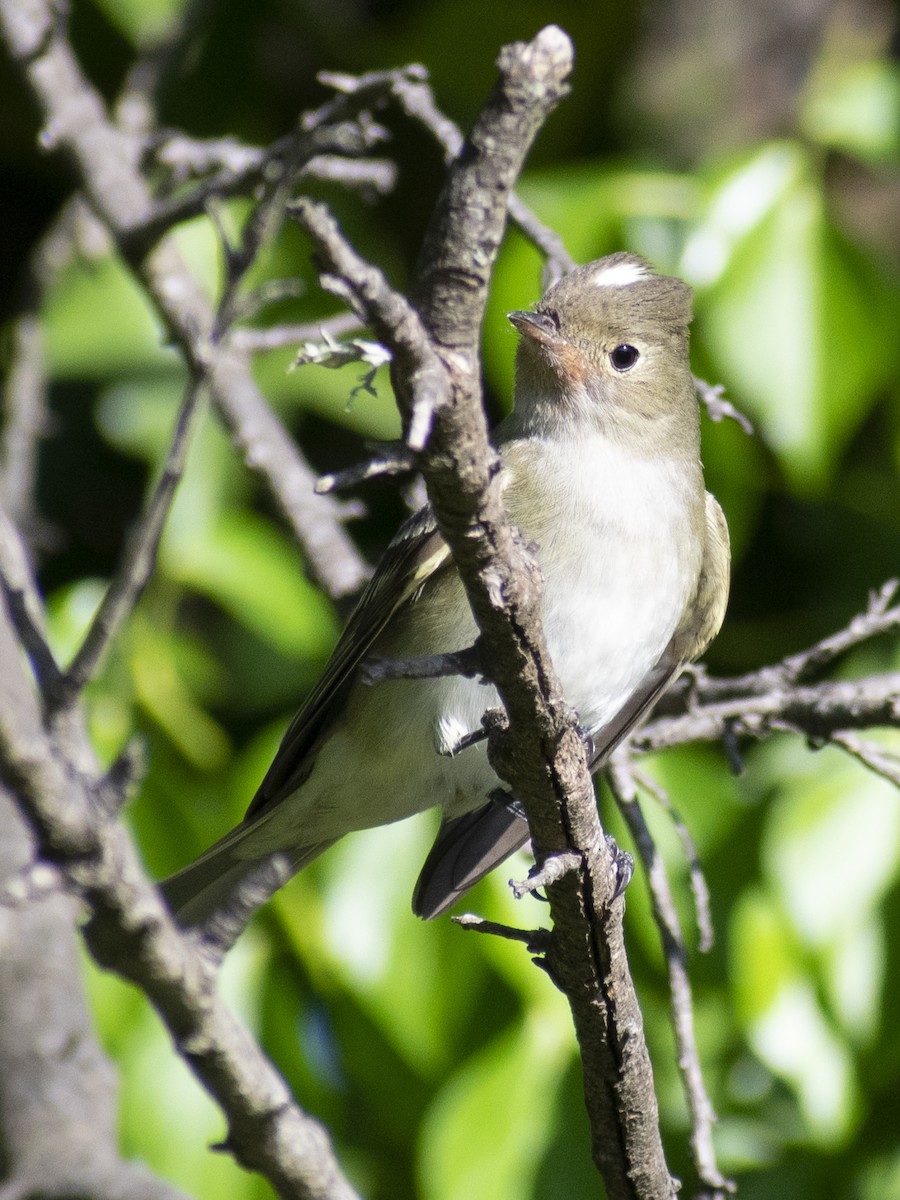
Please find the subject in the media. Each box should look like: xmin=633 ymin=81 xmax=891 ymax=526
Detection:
xmin=162 ymin=252 xmax=730 ymax=928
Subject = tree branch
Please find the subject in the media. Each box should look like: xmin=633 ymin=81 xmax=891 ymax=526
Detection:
xmin=50 ymin=376 xmax=205 ymax=711
xmin=299 ymin=27 xmax=677 ymax=1199
xmin=638 ymin=672 xmax=900 ymax=755
xmin=0 ymin=590 xmax=361 ymax=1200
xmin=0 ymin=0 xmax=369 ymax=600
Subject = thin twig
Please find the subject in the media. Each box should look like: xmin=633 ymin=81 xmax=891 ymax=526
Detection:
xmin=231 ymin=310 xmax=362 ymax=353
xmin=673 ymin=581 xmax=900 ymax=705
xmin=320 ymin=63 xmax=576 ymax=280
xmin=452 ymin=912 xmax=552 ymax=953
xmin=0 ymin=504 xmax=62 ymax=695
xmin=361 ymin=644 xmax=483 ymax=684
xmin=129 ymin=119 xmax=389 ymax=257
xmin=0 ymin=861 xmax=66 ymax=908
xmin=829 ymin=730 xmax=900 ymax=788
xmin=3 ymin=0 xmax=370 ymax=600
xmin=632 ymin=767 xmax=715 ymax=952
xmin=288 ymin=198 xmax=450 ymax=451
xmin=639 ymin=672 xmax=900 ymax=755
xmin=0 ymin=313 xmax=49 ymax=545
xmin=301 ymin=154 xmax=397 ymax=194
xmin=510 ymin=850 xmax=581 ymax=899
xmin=608 ymin=754 xmax=734 ymax=1197
xmin=315 ymin=441 xmax=417 ymax=494
xmin=51 ymin=376 xmax=205 ymax=709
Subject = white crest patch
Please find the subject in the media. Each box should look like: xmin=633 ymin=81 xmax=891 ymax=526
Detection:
xmin=591 ymin=261 xmax=648 ymax=288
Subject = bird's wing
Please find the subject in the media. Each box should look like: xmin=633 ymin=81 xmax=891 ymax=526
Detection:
xmin=414 ymin=490 xmax=732 ymax=917
xmin=245 ymin=505 xmax=450 ymax=818
xmin=412 ymin=794 xmax=530 ymax=920
xmin=589 ymin=489 xmax=730 ymax=769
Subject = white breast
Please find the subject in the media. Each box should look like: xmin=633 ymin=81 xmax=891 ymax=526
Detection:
xmin=505 ymin=434 xmax=703 ymax=731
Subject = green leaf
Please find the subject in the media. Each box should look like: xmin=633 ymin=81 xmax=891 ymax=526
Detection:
xmin=687 ymin=143 xmax=900 ymax=489
xmin=274 ymin=818 xmax=496 ymax=1079
xmin=419 ymin=1015 xmax=571 ymax=1200
xmin=45 ymin=254 xmax=172 ymax=378
xmin=802 ymin=59 xmax=900 ymax=164
xmin=761 ymin=741 xmax=900 ymax=947
xmin=730 ymin=890 xmax=858 ymax=1144
xmin=163 ymin=510 xmax=339 ymax=660
xmin=90 ymin=0 xmax=186 ymax=46
xmin=131 ymin=615 xmax=231 ymax=769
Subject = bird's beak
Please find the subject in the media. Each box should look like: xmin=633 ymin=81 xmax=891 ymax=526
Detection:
xmin=507 ymin=309 xmax=567 ymax=350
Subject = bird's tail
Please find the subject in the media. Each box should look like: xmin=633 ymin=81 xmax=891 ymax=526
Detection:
xmin=160 ymin=814 xmax=332 ymax=929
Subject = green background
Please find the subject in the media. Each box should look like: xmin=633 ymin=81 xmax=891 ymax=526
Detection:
xmin=3 ymin=0 xmax=900 ymax=1196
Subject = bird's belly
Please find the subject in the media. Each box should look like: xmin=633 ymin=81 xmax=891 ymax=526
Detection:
xmin=543 ymin=528 xmax=691 ymax=732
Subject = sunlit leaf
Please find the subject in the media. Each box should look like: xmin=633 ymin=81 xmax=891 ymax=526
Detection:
xmin=419 ymin=1014 xmax=571 ymax=1200
xmin=687 ymin=143 xmax=900 ymax=488
xmin=730 ymin=890 xmax=858 ymax=1143
xmin=163 ymin=510 xmax=339 ymax=660
xmin=761 ymin=742 xmax=900 ymax=947
xmin=802 ymin=58 xmax=900 ymax=163
xmin=131 ymin=615 xmax=231 ymax=768
xmin=45 ymin=254 xmax=172 ymax=377
xmin=90 ymin=0 xmax=186 ymax=45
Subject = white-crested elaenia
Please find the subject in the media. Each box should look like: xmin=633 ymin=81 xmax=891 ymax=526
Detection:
xmin=162 ymin=253 xmax=730 ymax=926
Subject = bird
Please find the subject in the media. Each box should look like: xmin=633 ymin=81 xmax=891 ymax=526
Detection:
xmin=161 ymin=252 xmax=730 ymax=928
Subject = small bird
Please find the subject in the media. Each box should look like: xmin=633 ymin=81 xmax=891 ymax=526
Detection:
xmin=162 ymin=253 xmax=730 ymax=926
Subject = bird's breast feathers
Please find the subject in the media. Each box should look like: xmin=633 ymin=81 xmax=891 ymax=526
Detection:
xmin=500 ymin=433 xmax=705 ymax=731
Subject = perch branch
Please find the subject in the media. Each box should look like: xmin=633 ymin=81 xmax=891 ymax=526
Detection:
xmin=303 ymin=29 xmax=677 ymax=1199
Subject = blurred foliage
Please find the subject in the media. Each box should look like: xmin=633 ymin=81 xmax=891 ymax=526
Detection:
xmin=4 ymin=0 xmax=900 ymax=1197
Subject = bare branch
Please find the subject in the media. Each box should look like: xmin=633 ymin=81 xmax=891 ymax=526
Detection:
xmin=452 ymin=912 xmax=552 ymax=953
xmin=0 ymin=0 xmax=369 ymax=600
xmin=510 ymin=850 xmax=582 ymax=898
xmin=639 ymin=672 xmax=900 ymax=755
xmin=631 ymin=766 xmax=714 ymax=952
xmin=0 ymin=312 xmax=49 ymax=545
xmin=400 ymin=27 xmax=676 ymax=1198
xmin=51 ymin=377 xmax=204 ymax=709
xmin=0 ymin=596 xmax=362 ymax=1200
xmin=608 ymin=755 xmax=734 ymax=1198
xmin=315 ymin=440 xmax=417 ymax=494
xmin=828 ymin=730 xmax=900 ymax=789
xmin=0 ymin=859 xmax=65 ymax=908
xmin=289 ymin=198 xmax=450 ymax=451
xmin=301 ymin=154 xmax=397 ymax=195
xmin=0 ymin=503 xmax=62 ymax=695
xmin=320 ymin=62 xmax=576 ymax=280
xmin=361 ymin=643 xmax=484 ymax=684
xmin=675 ymin=581 xmax=900 ymax=705
xmin=130 ymin=119 xmax=389 ymax=257
xmin=231 ymin=311 xmax=362 ymax=353
xmin=306 ymin=32 xmax=677 ymax=1196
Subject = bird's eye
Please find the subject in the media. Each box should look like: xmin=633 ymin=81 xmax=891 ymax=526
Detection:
xmin=610 ymin=344 xmax=640 ymax=371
